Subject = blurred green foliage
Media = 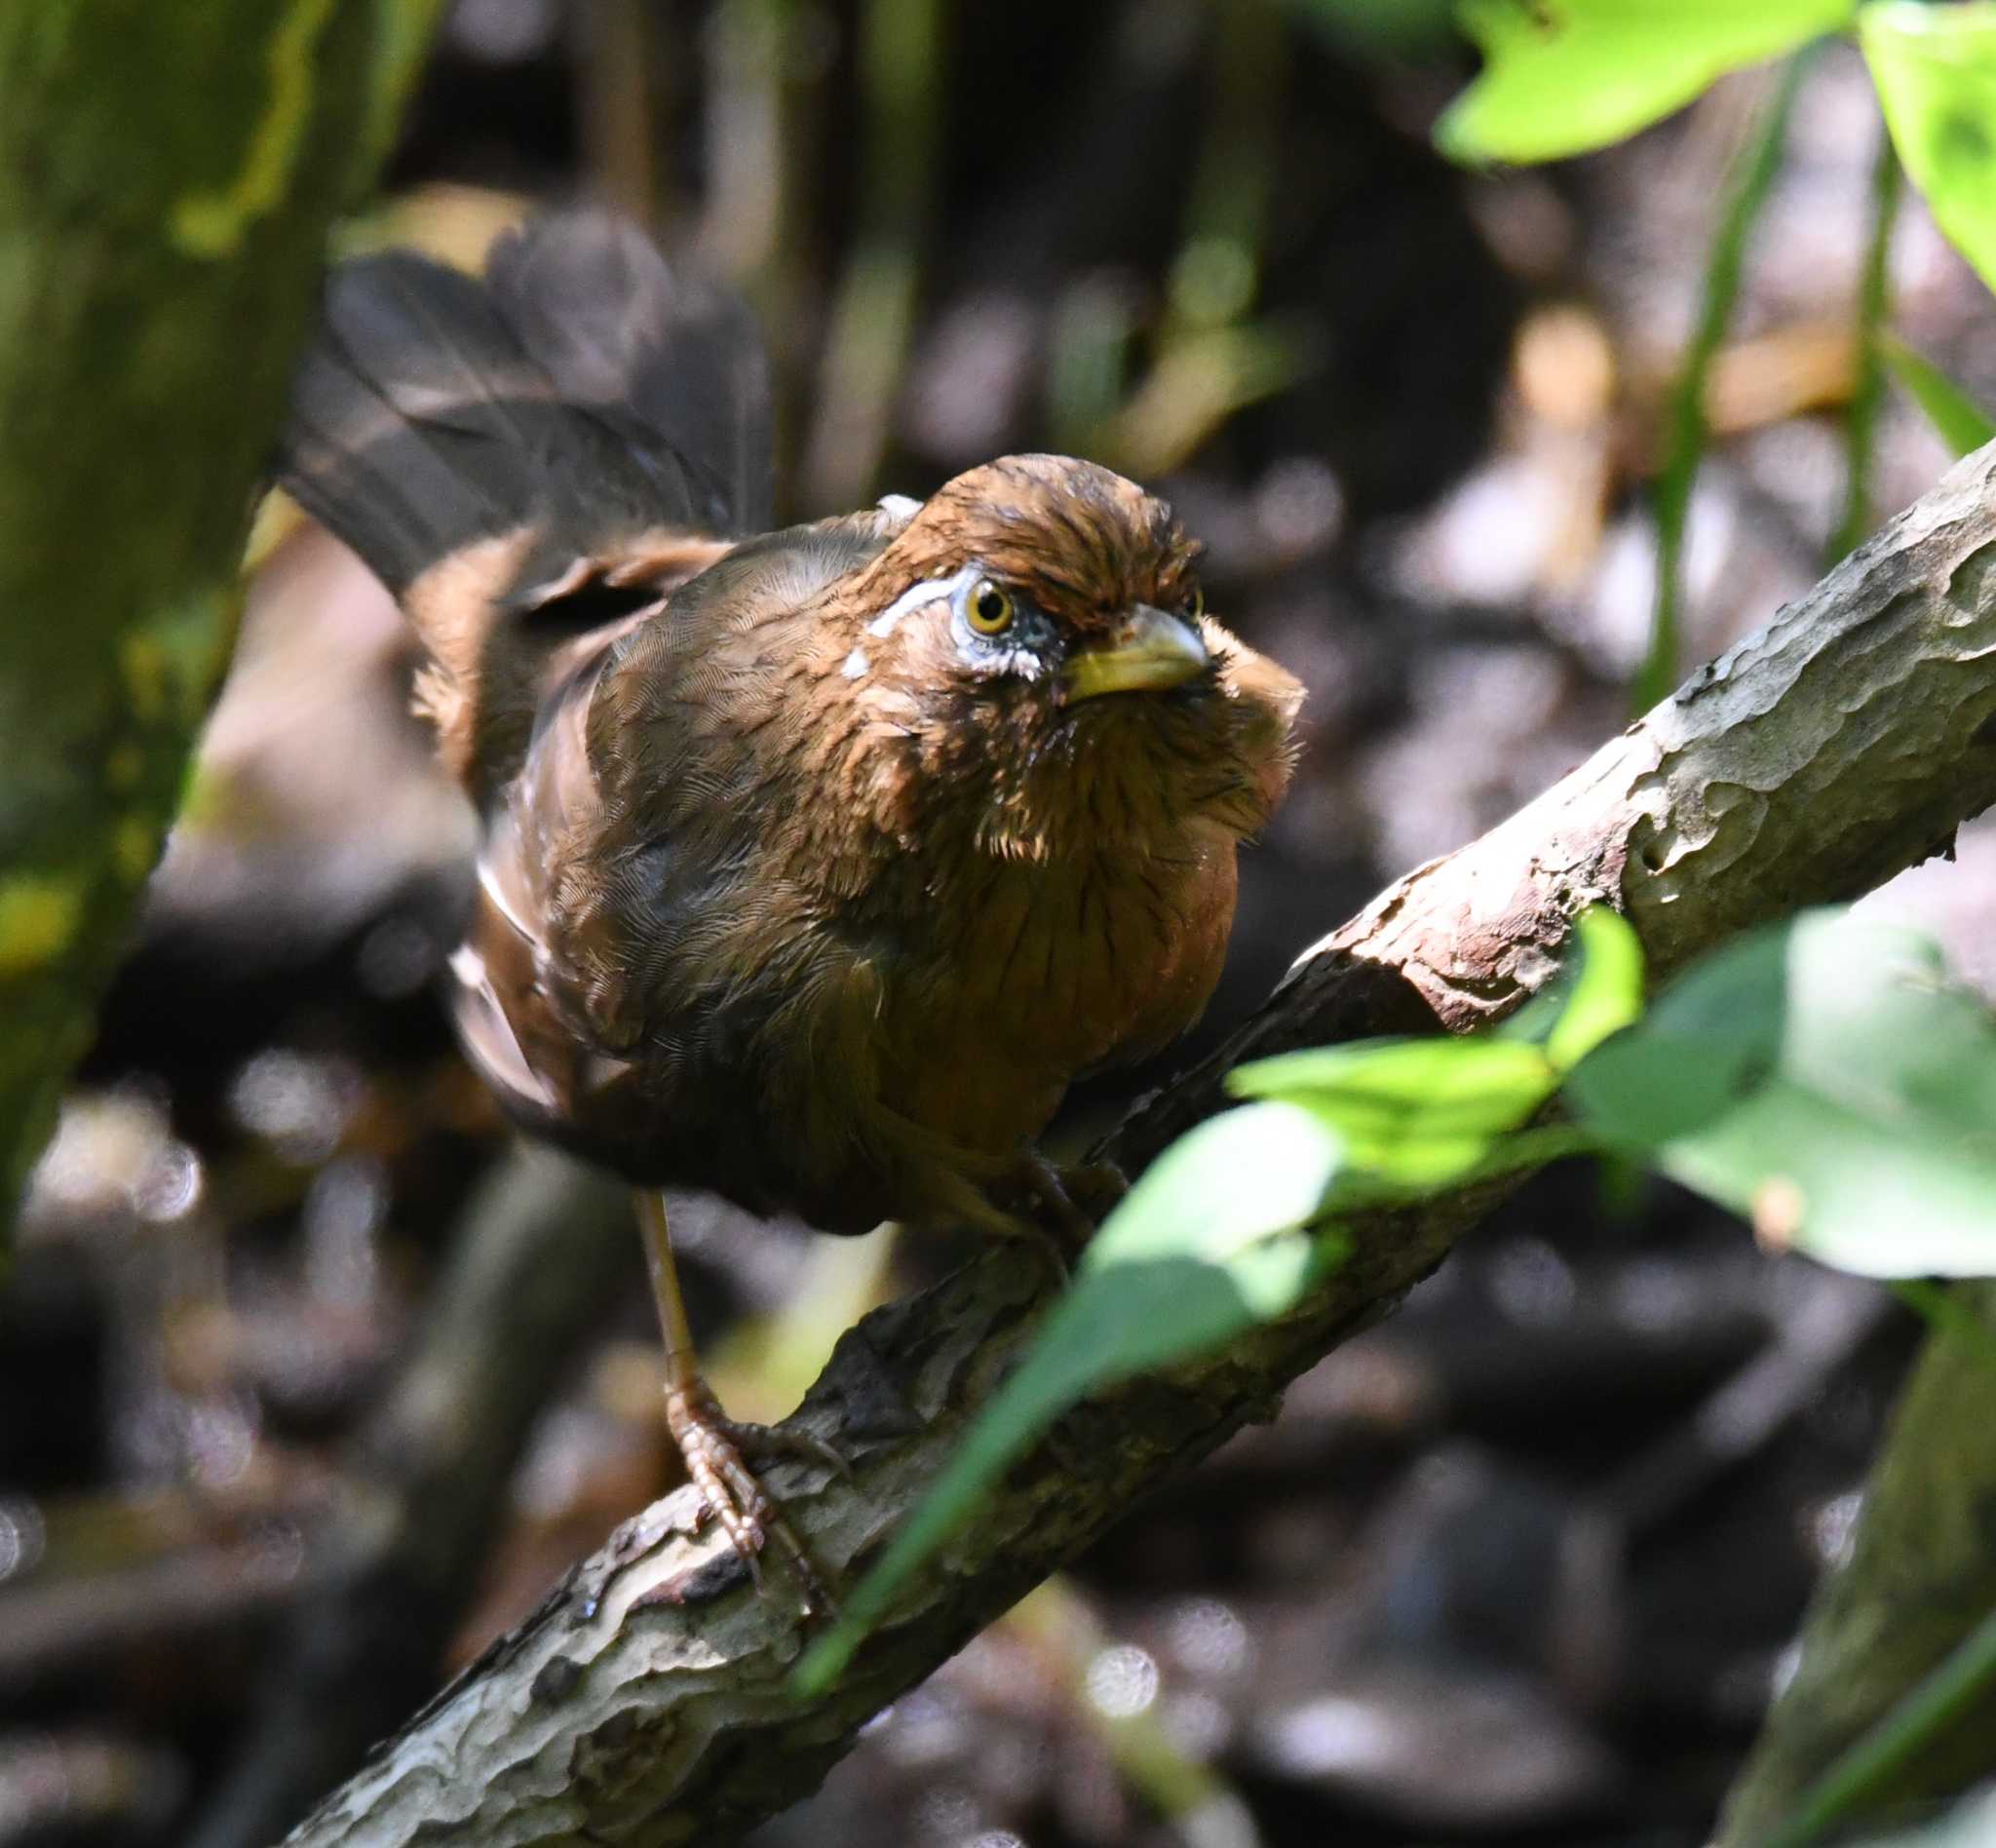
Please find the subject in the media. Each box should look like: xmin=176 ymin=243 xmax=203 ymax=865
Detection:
xmin=1884 ymin=335 xmax=1996 ymax=457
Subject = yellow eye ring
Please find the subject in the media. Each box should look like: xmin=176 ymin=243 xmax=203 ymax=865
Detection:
xmin=1182 ymin=585 xmax=1206 ymax=622
xmin=967 ymin=578 xmax=1016 ymax=635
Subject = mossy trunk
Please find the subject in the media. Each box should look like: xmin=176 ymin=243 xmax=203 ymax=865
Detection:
xmin=0 ymin=1 xmax=438 ymax=1232
xmin=1715 ymin=1283 xmax=1996 ymax=1844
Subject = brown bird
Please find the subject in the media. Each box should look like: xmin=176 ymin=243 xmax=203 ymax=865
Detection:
xmin=276 ymin=211 xmax=1302 ymax=1598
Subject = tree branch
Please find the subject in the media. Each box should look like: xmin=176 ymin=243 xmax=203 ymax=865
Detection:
xmin=188 ymin=1149 xmax=633 ymax=1848
xmin=284 ymin=442 xmax=1996 ymax=1847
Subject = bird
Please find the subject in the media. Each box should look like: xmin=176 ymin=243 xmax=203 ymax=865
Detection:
xmin=275 ymin=209 xmax=1303 ymax=1603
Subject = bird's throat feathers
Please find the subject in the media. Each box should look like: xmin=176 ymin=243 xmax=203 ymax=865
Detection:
xmin=903 ymin=674 xmax=1262 ymax=869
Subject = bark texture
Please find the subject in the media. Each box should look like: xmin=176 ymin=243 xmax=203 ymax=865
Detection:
xmin=0 ymin=0 xmax=438 ymax=1229
xmin=280 ymin=441 xmax=1996 ymax=1846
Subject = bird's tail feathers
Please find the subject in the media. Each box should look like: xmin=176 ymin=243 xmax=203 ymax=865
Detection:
xmin=274 ymin=210 xmax=772 ymax=793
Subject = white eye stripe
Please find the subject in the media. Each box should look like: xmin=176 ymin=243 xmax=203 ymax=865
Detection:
xmin=866 ymin=566 xmax=977 ymax=639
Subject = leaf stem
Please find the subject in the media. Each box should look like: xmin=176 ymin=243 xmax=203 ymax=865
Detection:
xmin=1634 ymin=51 xmax=1813 ymax=713
xmin=1829 ymin=124 xmax=1903 ymax=565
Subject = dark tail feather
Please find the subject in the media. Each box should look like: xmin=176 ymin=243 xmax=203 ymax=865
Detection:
xmin=485 ymin=211 xmax=773 ymax=537
xmin=274 ymin=212 xmax=774 ymax=598
xmin=273 ymin=212 xmax=772 ymax=794
xmin=280 ymin=254 xmax=532 ymax=596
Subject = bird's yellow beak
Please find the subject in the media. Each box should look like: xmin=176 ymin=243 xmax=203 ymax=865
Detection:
xmin=1062 ymin=605 xmax=1210 ymax=701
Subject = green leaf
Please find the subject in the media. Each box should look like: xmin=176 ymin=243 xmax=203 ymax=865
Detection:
xmin=1081 ymin=1098 xmax=1346 ymax=1269
xmin=1319 ymin=1121 xmax=1600 ymax=1209
xmin=1224 ymin=907 xmax=1636 ymax=1198
xmin=1569 ymin=910 xmax=1996 ymax=1277
xmin=1665 ymin=1080 xmax=1996 ymax=1275
xmin=791 ymin=1104 xmax=1344 ymax=1697
xmin=1881 ymin=332 xmax=1996 ymax=457
xmin=1436 ymin=0 xmax=1854 ymax=167
xmin=1863 ymin=1 xmax=1996 ymax=298
xmin=1229 ymin=1037 xmax=1557 ymax=1194
xmin=1566 ymin=926 xmax=1789 ymax=1143
xmin=1545 ymin=906 xmax=1647 ymax=1071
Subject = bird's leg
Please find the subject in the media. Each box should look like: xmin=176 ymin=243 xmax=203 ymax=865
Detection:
xmin=1012 ymin=1153 xmax=1129 ymax=1247
xmin=927 ymin=1155 xmax=1131 ymax=1282
xmin=635 ymin=1191 xmax=840 ymax=1613
xmin=923 ymin=1166 xmax=1074 ymax=1280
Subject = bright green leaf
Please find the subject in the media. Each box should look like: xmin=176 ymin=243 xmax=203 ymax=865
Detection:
xmin=1318 ymin=1121 xmax=1600 ymax=1210
xmin=793 ymin=1241 xmax=1326 ymax=1696
xmin=1229 ymin=1035 xmax=1557 ymax=1194
xmin=1661 ymin=1078 xmax=1996 ymax=1276
xmin=1436 ymin=0 xmax=1854 ymax=167
xmin=1083 ymin=1099 xmax=1345 ymax=1270
xmin=1545 ymin=906 xmax=1647 ymax=1071
xmin=1881 ymin=332 xmax=1996 ymax=457
xmin=1570 ymin=910 xmax=1996 ymax=1277
xmin=1227 ymin=1037 xmax=1555 ymax=1133
xmin=1863 ymin=2 xmax=1996 ymax=297
xmin=792 ymin=1104 xmax=1345 ymax=1696
xmin=1220 ymin=905 xmax=1638 ymax=1198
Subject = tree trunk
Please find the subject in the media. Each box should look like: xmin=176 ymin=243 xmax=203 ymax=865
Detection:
xmin=1715 ymin=1282 xmax=1996 ymax=1844
xmin=0 ymin=0 xmax=436 ymax=1228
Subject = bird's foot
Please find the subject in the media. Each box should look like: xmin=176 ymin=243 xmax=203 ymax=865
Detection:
xmin=959 ymin=1155 xmax=1132 ymax=1286
xmin=1009 ymin=1154 xmax=1130 ymax=1251
xmin=663 ymin=1377 xmax=842 ymax=1616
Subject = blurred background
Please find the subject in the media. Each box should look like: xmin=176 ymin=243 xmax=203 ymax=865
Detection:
xmin=5 ymin=2 xmax=1994 ymax=1843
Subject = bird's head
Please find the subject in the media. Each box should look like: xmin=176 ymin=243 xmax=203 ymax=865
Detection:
xmin=826 ymin=454 xmax=1290 ymax=859
xmin=849 ymin=453 xmax=1212 ymax=708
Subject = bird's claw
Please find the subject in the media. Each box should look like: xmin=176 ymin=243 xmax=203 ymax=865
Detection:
xmin=664 ymin=1381 xmax=840 ymax=1617
xmin=1011 ymin=1154 xmax=1130 ymax=1255
xmin=728 ymin=1412 xmax=854 ymax=1482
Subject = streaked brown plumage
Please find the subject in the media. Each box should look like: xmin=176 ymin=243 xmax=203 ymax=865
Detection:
xmin=277 ymin=211 xmax=1303 ymax=1596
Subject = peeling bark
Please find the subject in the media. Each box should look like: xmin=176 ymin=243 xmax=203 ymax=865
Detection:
xmin=279 ymin=447 xmax=1996 ymax=1845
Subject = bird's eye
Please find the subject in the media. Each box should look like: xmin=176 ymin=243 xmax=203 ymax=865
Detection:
xmin=967 ymin=579 xmax=1016 ymax=635
xmin=1181 ymin=585 xmax=1206 ymax=622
